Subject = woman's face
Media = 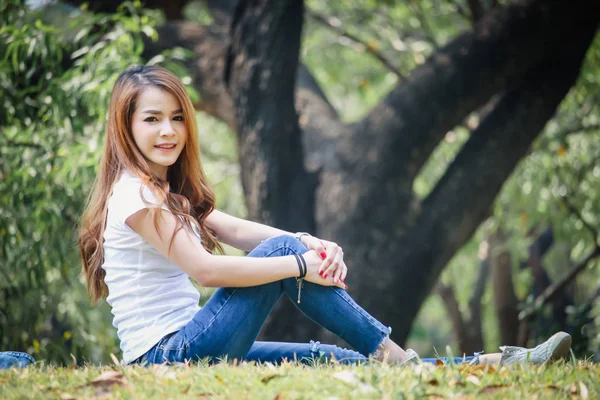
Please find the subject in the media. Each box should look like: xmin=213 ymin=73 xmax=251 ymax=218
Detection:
xmin=131 ymin=86 xmax=187 ymax=179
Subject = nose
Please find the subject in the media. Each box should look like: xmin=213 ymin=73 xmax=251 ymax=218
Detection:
xmin=159 ymin=120 xmax=175 ymax=136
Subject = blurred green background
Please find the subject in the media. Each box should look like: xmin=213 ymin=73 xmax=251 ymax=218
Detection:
xmin=1 ymin=0 xmax=598 ymax=365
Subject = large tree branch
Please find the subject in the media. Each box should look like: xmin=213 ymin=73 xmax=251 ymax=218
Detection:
xmin=354 ymin=0 xmax=599 ymax=188
xmin=379 ymin=16 xmax=599 ymax=342
xmin=419 ymin=24 xmax=598 ymax=274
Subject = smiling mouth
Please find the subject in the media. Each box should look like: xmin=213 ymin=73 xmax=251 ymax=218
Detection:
xmin=155 ymin=144 xmax=177 ymax=150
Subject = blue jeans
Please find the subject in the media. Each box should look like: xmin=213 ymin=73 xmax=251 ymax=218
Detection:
xmin=0 ymin=351 xmax=35 ymax=369
xmin=135 ymin=235 xmax=473 ymax=366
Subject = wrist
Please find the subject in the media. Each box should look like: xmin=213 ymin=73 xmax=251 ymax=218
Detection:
xmin=294 ymin=232 xmax=311 ymax=245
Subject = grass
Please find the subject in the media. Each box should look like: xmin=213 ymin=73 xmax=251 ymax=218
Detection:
xmin=1 ymin=358 xmax=598 ymax=399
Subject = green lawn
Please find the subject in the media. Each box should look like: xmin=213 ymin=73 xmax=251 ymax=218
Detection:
xmin=1 ymin=360 xmax=598 ymax=399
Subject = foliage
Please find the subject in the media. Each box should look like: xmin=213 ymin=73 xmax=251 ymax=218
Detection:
xmin=0 ymin=0 xmax=184 ymax=364
xmin=1 ymin=361 xmax=599 ymax=399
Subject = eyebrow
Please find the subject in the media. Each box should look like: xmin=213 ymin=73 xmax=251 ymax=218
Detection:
xmin=141 ymin=108 xmax=183 ymax=115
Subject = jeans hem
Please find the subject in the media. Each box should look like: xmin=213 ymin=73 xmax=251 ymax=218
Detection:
xmin=327 ymin=286 xmax=391 ymax=355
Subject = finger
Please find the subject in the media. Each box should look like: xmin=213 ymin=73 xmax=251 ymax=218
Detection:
xmin=320 ymin=244 xmax=340 ymax=278
xmin=332 ymin=254 xmax=344 ymax=284
xmin=319 ymin=256 xmax=332 ymax=278
xmin=309 ymin=239 xmax=327 ymax=262
xmin=311 ymin=239 xmax=327 ymax=259
xmin=323 ymin=250 xmax=343 ymax=281
xmin=341 ymin=262 xmax=348 ymax=282
xmin=318 ymin=244 xmax=337 ymax=276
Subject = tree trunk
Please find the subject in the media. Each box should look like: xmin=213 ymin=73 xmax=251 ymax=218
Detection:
xmin=438 ymin=239 xmax=489 ymax=354
xmin=490 ymin=229 xmax=519 ymax=345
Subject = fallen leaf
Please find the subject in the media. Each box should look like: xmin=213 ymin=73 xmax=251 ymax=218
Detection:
xmin=435 ymin=359 xmax=445 ymax=366
xmin=59 ymin=393 xmax=76 ymax=400
xmin=261 ymin=374 xmax=282 ymax=384
xmin=87 ymin=370 xmax=128 ymax=388
xmin=459 ymin=363 xmax=496 ymax=374
xmin=427 ymin=378 xmax=439 ymax=386
xmin=479 ymin=384 xmax=509 ymax=394
xmin=91 ymin=386 xmax=113 ymax=399
xmin=215 ymin=375 xmax=224 ymax=383
xmin=466 ymin=375 xmax=481 ymax=386
xmin=182 ymin=384 xmax=191 ymax=394
xmin=543 ymin=384 xmax=560 ymax=391
xmin=333 ymin=370 xmax=359 ymax=385
xmin=580 ymin=382 xmax=589 ymax=399
xmin=448 ymin=378 xmax=465 ymax=387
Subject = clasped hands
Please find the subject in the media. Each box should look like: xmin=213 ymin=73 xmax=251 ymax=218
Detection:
xmin=299 ymin=235 xmax=348 ymax=289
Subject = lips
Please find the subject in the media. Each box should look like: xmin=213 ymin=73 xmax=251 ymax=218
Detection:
xmin=155 ymin=143 xmax=176 ymax=149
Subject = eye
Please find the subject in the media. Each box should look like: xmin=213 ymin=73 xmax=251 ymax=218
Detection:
xmin=144 ymin=116 xmax=158 ymax=122
xmin=173 ymin=115 xmax=184 ymax=122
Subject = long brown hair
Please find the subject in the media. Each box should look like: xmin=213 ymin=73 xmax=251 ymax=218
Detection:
xmin=78 ymin=65 xmax=223 ymax=304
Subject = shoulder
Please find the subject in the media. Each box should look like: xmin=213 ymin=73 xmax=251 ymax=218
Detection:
xmin=108 ymin=170 xmax=165 ymax=223
xmin=113 ymin=170 xmax=159 ymax=203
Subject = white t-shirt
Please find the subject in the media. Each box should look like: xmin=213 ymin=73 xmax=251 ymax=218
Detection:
xmin=102 ymin=170 xmax=201 ymax=364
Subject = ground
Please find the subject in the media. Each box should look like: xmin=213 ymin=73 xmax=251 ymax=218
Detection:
xmin=1 ymin=358 xmax=598 ymax=399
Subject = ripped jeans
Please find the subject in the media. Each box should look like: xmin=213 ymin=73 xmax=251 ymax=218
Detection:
xmin=135 ymin=235 xmax=391 ymax=365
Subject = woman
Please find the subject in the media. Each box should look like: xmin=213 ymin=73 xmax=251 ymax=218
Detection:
xmin=78 ymin=65 xmax=571 ymax=367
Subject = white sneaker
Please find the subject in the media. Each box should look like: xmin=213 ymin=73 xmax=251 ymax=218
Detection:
xmin=399 ymin=349 xmax=421 ymax=366
xmin=499 ymin=331 xmax=572 ymax=367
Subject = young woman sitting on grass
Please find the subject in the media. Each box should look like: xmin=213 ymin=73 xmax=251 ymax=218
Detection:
xmin=78 ymin=65 xmax=572 ymax=367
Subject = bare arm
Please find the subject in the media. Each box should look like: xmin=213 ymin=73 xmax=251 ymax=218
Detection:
xmin=126 ymin=208 xmax=299 ymax=287
xmin=205 ymin=210 xmax=348 ymax=287
xmin=205 ymin=209 xmax=300 ymax=252
xmin=125 ymin=208 xmax=339 ymax=288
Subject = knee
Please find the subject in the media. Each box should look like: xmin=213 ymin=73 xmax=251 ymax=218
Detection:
xmin=261 ymin=234 xmax=307 ymax=254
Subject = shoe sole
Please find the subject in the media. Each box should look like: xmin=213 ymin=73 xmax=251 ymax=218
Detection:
xmin=547 ymin=331 xmax=572 ymax=363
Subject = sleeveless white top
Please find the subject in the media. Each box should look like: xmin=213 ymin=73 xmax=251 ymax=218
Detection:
xmin=102 ymin=170 xmax=201 ymax=364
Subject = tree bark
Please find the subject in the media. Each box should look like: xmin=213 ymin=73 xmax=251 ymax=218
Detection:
xmin=490 ymin=229 xmax=519 ymax=345
xmin=224 ymin=0 xmax=316 ymax=233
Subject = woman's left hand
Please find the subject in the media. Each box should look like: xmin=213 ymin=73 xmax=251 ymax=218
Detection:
xmin=300 ymin=236 xmax=347 ymax=286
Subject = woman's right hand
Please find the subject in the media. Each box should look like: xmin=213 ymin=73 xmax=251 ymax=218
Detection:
xmin=302 ymin=250 xmax=347 ymax=289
